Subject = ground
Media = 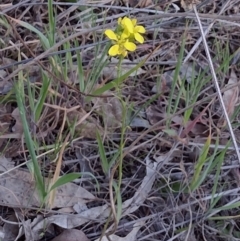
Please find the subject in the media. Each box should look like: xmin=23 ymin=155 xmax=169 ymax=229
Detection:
xmin=0 ymin=0 xmax=240 ymax=241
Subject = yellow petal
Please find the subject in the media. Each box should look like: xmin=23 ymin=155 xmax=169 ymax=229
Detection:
xmin=132 ymin=19 xmax=137 ymax=26
xmin=134 ymin=32 xmax=144 ymax=44
xmin=121 ymin=30 xmax=130 ymax=39
xmin=122 ymin=50 xmax=127 ymax=57
xmin=119 ymin=48 xmax=127 ymax=57
xmin=117 ymin=17 xmax=122 ymax=25
xmin=122 ymin=17 xmax=134 ymax=33
xmin=105 ymin=30 xmax=118 ymax=41
xmin=135 ymin=25 xmax=146 ymax=34
xmin=124 ymin=41 xmax=136 ymax=52
xmin=109 ymin=45 xmax=119 ymax=56
xmin=122 ymin=16 xmax=129 ymax=22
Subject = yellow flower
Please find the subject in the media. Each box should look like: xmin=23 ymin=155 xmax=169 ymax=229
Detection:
xmin=118 ymin=17 xmax=146 ymax=44
xmin=105 ymin=29 xmax=136 ymax=57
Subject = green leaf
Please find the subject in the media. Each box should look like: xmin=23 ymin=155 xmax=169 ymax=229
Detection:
xmin=166 ymin=34 xmax=186 ymax=126
xmin=113 ymin=181 xmax=122 ymax=222
xmin=219 ymin=201 xmax=240 ymax=211
xmin=96 ymin=131 xmax=109 ymax=175
xmin=34 ymin=72 xmax=51 ymax=121
xmin=210 ymin=141 xmax=230 ymax=206
xmin=190 ymin=135 xmax=211 ymax=191
xmin=13 ymin=19 xmax=50 ymax=49
xmin=50 ymin=172 xmax=100 ymax=192
xmin=86 ymin=56 xmax=148 ymax=102
xmin=50 ymin=173 xmax=81 ymax=191
xmin=14 ymin=81 xmax=46 ymax=202
xmin=163 ymin=129 xmax=177 ymax=137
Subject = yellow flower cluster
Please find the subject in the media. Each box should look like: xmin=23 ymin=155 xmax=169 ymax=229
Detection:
xmin=105 ymin=17 xmax=146 ymax=57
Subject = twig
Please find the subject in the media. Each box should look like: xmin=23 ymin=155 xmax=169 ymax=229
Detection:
xmin=183 ymin=0 xmax=231 ymax=63
xmin=5 ymin=16 xmax=113 ymax=98
xmin=193 ymin=5 xmax=240 ymax=164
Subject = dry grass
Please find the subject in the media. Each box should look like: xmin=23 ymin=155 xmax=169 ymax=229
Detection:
xmin=1 ymin=0 xmax=240 ymax=240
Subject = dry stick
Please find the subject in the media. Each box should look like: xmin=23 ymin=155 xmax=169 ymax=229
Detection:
xmin=5 ymin=16 xmax=113 ymax=98
xmin=123 ymin=76 xmax=240 ymax=159
xmin=0 ymin=0 xmax=228 ymax=23
xmin=183 ymin=0 xmax=231 ymax=64
xmin=16 ymin=1 xmax=240 ymax=22
xmin=0 ymin=11 xmax=238 ymax=71
xmin=193 ymin=5 xmax=240 ymax=164
xmin=2 ymin=15 xmax=114 ymax=83
xmin=48 ymin=133 xmax=70 ymax=209
xmin=0 ymin=0 xmax=30 ymax=13
xmin=0 ymin=40 xmax=109 ymax=71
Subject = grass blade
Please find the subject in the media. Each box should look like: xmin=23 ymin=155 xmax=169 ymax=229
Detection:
xmin=14 ymin=81 xmax=46 ymax=203
xmin=190 ymin=134 xmax=211 ymax=192
xmin=34 ymin=72 xmax=51 ymax=121
xmin=50 ymin=172 xmax=99 ymax=192
xmin=96 ymin=131 xmax=109 ymax=175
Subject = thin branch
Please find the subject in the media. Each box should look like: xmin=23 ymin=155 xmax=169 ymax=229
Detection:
xmin=193 ymin=5 xmax=240 ymax=164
